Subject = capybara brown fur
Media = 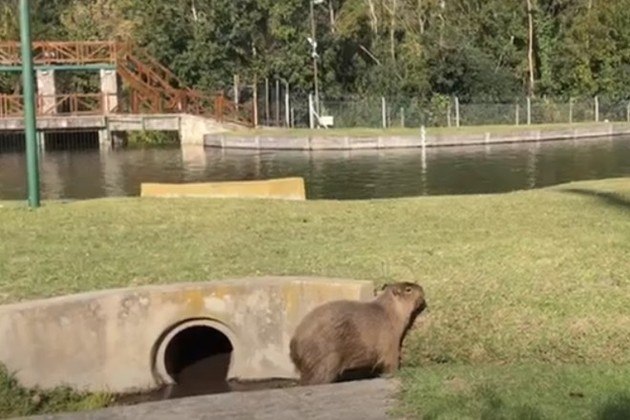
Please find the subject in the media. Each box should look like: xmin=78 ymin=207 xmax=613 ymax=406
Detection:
xmin=289 ymin=281 xmax=427 ymax=385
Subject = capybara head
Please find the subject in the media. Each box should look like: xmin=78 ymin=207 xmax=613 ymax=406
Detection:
xmin=381 ymin=281 xmax=427 ymax=314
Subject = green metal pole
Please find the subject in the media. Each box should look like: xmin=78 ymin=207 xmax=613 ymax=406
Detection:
xmin=19 ymin=0 xmax=40 ymax=208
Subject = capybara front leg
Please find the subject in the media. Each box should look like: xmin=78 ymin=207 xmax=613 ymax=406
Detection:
xmin=380 ymin=348 xmax=400 ymax=378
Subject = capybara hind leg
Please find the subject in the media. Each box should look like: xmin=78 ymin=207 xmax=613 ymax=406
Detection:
xmin=301 ymin=354 xmax=340 ymax=385
xmin=300 ymin=369 xmax=337 ymax=385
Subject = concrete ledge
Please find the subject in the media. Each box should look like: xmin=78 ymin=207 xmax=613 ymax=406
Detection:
xmin=140 ymin=177 xmax=307 ymax=201
xmin=204 ymin=123 xmax=630 ymax=150
xmin=0 ymin=116 xmax=106 ymax=131
xmin=0 ymin=276 xmax=374 ymax=393
xmin=26 ymin=378 xmax=399 ymax=420
xmin=0 ymin=114 xmax=229 ymax=146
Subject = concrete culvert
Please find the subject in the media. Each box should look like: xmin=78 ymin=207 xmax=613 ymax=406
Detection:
xmin=154 ymin=319 xmax=236 ymax=397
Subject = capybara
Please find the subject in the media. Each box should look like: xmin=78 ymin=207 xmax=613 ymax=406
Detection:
xmin=289 ymin=281 xmax=427 ymax=385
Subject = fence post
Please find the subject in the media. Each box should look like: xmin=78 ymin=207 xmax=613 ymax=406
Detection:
xmin=447 ymin=101 xmax=452 ymax=127
xmin=381 ymin=97 xmax=387 ymax=129
xmin=515 ymin=102 xmax=520 ymax=126
xmin=627 ymin=101 xmax=630 ymax=123
xmin=308 ymin=93 xmax=315 ymax=129
xmin=420 ymin=125 xmax=426 ymax=148
xmin=284 ymin=84 xmax=290 ymax=127
xmin=275 ymin=79 xmax=280 ymax=126
xmin=569 ymin=98 xmax=573 ymax=124
xmin=596 ymin=96 xmax=601 ymax=122
xmin=252 ymin=77 xmax=259 ymax=128
xmin=264 ymin=77 xmax=270 ymax=124
xmin=400 ymin=107 xmax=405 ymax=127
xmin=233 ymin=74 xmax=239 ymax=110
xmin=527 ymin=97 xmax=531 ymax=125
xmin=454 ymin=96 xmax=460 ymax=127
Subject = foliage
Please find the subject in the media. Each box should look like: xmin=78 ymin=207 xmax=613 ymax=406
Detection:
xmin=0 ymin=365 xmax=113 ymax=418
xmin=127 ymin=130 xmax=180 ymax=146
xmin=1 ymin=0 xmax=629 ymax=101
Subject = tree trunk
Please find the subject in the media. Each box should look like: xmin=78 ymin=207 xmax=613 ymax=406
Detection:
xmin=329 ymin=0 xmax=336 ymax=34
xmin=191 ymin=0 xmax=198 ymax=22
xmin=365 ymin=0 xmax=378 ymax=33
xmin=389 ymin=0 xmax=397 ymax=61
xmin=418 ymin=0 xmax=425 ymax=34
xmin=527 ymin=0 xmax=535 ymax=97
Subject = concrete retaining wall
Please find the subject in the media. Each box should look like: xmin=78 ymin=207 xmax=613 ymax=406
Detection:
xmin=0 ymin=115 xmax=107 ymax=131
xmin=0 ymin=276 xmax=374 ymax=394
xmin=0 ymin=114 xmax=232 ymax=146
xmin=140 ymin=177 xmax=306 ymax=200
xmin=204 ymin=123 xmax=630 ymax=150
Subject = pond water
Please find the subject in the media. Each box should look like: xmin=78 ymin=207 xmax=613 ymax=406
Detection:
xmin=1 ymin=135 xmax=629 ymax=201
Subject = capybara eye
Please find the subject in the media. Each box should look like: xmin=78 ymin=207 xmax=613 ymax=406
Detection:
xmin=405 ymin=287 xmax=412 ymax=293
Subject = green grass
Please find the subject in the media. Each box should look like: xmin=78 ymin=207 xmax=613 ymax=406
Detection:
xmin=225 ymin=122 xmax=629 ymax=137
xmin=0 ymin=366 xmax=112 ymax=419
xmin=1 ymin=177 xmax=630 ymax=417
xmin=396 ymin=363 xmax=630 ymax=419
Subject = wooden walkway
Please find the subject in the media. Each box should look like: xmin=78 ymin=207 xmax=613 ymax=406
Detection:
xmin=0 ymin=41 xmax=252 ymax=127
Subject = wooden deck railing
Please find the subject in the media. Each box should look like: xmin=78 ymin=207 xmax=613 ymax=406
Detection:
xmin=0 ymin=94 xmax=24 ymax=117
xmin=0 ymin=93 xmax=118 ymax=117
xmin=0 ymin=41 xmax=120 ymax=65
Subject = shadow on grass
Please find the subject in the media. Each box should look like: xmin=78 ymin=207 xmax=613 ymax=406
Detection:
xmin=561 ymin=188 xmax=630 ymax=212
xmin=419 ymin=384 xmax=630 ymax=420
xmin=595 ymin=393 xmax=630 ymax=420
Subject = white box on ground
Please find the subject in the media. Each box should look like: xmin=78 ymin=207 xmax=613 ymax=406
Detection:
xmin=319 ymin=115 xmax=334 ymax=127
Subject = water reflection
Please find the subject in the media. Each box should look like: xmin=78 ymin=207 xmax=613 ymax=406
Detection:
xmin=0 ymin=136 xmax=629 ymax=200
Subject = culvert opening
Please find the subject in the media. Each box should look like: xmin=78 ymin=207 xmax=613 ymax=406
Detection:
xmin=162 ymin=325 xmax=233 ymax=396
xmin=116 ymin=319 xmax=297 ymax=406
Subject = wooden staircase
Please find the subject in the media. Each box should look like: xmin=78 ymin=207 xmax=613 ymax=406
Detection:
xmin=116 ymin=44 xmax=253 ymax=126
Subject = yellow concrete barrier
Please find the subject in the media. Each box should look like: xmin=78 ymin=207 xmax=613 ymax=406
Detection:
xmin=140 ymin=177 xmax=306 ymax=201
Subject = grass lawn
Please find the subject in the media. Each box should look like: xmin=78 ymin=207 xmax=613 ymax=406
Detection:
xmin=396 ymin=363 xmax=630 ymax=419
xmin=224 ymin=121 xmax=630 ymax=138
xmin=1 ymin=177 xmax=629 ymax=418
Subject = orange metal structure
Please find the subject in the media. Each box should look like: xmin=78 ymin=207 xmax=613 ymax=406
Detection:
xmin=0 ymin=41 xmax=253 ymax=126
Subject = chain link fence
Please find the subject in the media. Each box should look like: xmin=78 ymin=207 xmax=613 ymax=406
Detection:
xmin=241 ymin=85 xmax=630 ymax=129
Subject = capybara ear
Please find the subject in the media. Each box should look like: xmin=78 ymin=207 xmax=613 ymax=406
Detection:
xmin=390 ymin=284 xmax=403 ymax=296
xmin=380 ymin=283 xmax=389 ymax=291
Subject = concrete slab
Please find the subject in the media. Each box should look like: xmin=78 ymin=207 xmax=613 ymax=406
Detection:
xmin=0 ymin=277 xmax=374 ymax=394
xmin=26 ymin=378 xmax=400 ymax=420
